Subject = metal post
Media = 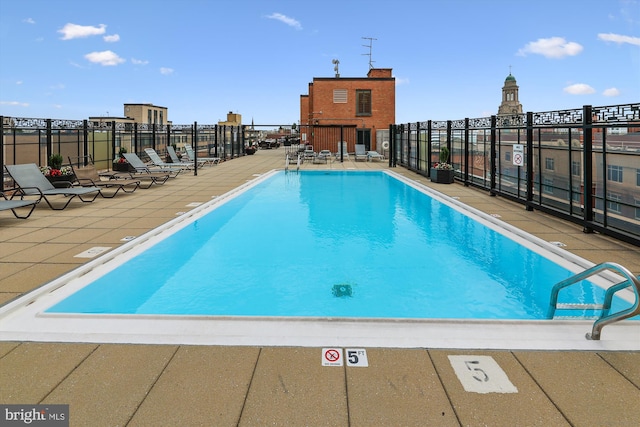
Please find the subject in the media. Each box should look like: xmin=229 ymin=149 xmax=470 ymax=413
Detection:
xmin=340 ymin=125 xmax=344 ymax=162
xmin=193 ymin=122 xmax=198 ymax=176
xmin=490 ymin=115 xmax=497 ymax=196
xmin=582 ymin=105 xmax=594 ymax=232
xmin=525 ymin=111 xmax=534 ymax=211
xmin=82 ymin=120 xmax=88 ymax=165
xmin=427 ymin=120 xmax=432 ymax=177
xmin=46 ymin=119 xmax=52 ymax=166
xmin=464 ymin=118 xmax=470 ymax=186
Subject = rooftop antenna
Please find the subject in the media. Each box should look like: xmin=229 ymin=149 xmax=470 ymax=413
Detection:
xmin=362 ymin=37 xmax=377 ymax=69
xmin=332 ymin=58 xmax=340 ymax=78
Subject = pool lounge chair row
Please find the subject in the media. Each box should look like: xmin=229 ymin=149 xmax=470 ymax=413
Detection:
xmin=2 ymin=150 xmax=182 ymax=216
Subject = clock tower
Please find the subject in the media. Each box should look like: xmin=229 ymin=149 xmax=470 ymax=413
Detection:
xmin=498 ymin=72 xmax=523 ymax=115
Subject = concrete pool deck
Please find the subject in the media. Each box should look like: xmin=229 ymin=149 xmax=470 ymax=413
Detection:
xmin=1 ymin=148 xmax=639 ymax=425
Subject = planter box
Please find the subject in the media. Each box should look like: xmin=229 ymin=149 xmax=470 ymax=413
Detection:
xmin=46 ymin=174 xmax=76 ymax=187
xmin=113 ymin=162 xmax=133 ymax=172
xmin=430 ymin=168 xmax=454 ymax=184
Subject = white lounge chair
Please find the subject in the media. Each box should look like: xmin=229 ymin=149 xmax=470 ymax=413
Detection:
xmin=144 ymin=148 xmax=191 ymax=172
xmin=336 ymin=141 xmax=349 ymax=160
xmin=367 ymin=150 xmax=385 ymax=162
xmin=354 ymin=144 xmax=368 ymax=161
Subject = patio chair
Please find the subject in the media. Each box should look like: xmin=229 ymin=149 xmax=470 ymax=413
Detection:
xmin=313 ymin=150 xmax=332 ymax=164
xmin=5 ymin=163 xmax=100 ymax=210
xmin=144 ymin=148 xmax=191 ymax=171
xmin=367 ymin=150 xmax=385 ymax=162
xmin=122 ymin=153 xmax=180 ymax=180
xmin=354 ymin=144 xmax=368 ymax=161
xmin=68 ymin=157 xmax=141 ymax=198
xmin=303 ymin=146 xmax=316 ymax=160
xmin=166 ymin=146 xmax=199 ymax=169
xmin=184 ymin=144 xmax=220 ymax=166
xmin=1 ymin=191 xmax=39 ymax=219
xmin=336 ymin=141 xmax=349 ymax=160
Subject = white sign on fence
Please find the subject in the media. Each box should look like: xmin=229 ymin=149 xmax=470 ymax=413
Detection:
xmin=512 ymin=144 xmax=524 ymax=166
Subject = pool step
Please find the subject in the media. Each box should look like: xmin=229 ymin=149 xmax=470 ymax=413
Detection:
xmin=554 ymin=315 xmax=600 ymax=320
xmin=556 ymin=303 xmax=604 ymax=310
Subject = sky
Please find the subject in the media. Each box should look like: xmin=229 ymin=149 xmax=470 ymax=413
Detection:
xmin=0 ymin=0 xmax=639 ymax=126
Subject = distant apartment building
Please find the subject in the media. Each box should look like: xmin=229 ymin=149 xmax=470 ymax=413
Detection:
xmin=300 ymin=68 xmax=395 ymax=153
xmin=124 ymin=103 xmax=169 ymax=126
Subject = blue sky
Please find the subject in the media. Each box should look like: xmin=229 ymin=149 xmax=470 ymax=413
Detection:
xmin=1 ymin=0 xmax=638 ymax=125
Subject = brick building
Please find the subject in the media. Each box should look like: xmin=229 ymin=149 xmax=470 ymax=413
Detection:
xmin=300 ymin=68 xmax=395 ymax=153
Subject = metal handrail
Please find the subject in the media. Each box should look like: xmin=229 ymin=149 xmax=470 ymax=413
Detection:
xmin=547 ymin=262 xmax=640 ymax=340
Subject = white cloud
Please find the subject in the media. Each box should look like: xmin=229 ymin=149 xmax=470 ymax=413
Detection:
xmin=131 ymin=58 xmax=149 ymax=65
xmin=160 ymin=67 xmax=174 ymax=75
xmin=598 ymin=33 xmax=640 ymax=46
xmin=58 ymin=23 xmax=106 ymax=40
xmin=104 ymin=34 xmax=120 ymax=43
xmin=395 ymin=77 xmax=410 ymax=85
xmin=517 ymin=37 xmax=583 ymax=58
xmin=23 ymin=18 xmax=35 ymax=24
xmin=84 ymin=50 xmax=125 ymax=66
xmin=603 ymin=87 xmax=620 ymax=97
xmin=16 ymin=80 xmax=23 ymax=85
xmin=563 ymin=83 xmax=596 ymax=95
xmin=0 ymin=101 xmax=29 ymax=107
xmin=266 ymin=13 xmax=302 ymax=30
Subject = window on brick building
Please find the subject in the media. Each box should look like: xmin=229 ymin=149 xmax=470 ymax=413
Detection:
xmin=333 ymin=89 xmax=347 ymax=103
xmin=356 ymin=90 xmax=371 ymax=116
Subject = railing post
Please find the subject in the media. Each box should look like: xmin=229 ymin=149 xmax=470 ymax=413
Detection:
xmin=446 ymin=120 xmax=452 ymax=163
xmin=525 ymin=111 xmax=534 ymax=211
xmin=427 ymin=120 xmax=432 ymax=177
xmin=388 ymin=125 xmax=393 ymax=167
xmin=46 ymin=118 xmax=52 ymax=166
xmin=0 ymin=116 xmax=4 ymax=190
xmin=82 ymin=120 xmax=88 ymax=165
xmin=490 ymin=115 xmax=497 ymax=196
xmin=582 ymin=105 xmax=594 ymax=233
xmin=193 ymin=121 xmax=198 ymax=176
xmin=133 ymin=122 xmax=138 ymax=155
xmin=416 ymin=121 xmax=421 ymax=172
xmin=152 ymin=123 xmax=157 ymax=151
xmin=464 ymin=118 xmax=470 ymax=186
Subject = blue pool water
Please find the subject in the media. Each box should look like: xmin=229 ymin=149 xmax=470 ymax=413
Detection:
xmin=47 ymin=171 xmax=629 ymax=319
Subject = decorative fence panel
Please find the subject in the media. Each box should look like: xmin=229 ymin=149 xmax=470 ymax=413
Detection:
xmin=390 ymin=103 xmax=640 ymax=246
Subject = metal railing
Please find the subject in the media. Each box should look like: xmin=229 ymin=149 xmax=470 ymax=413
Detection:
xmin=546 ymin=262 xmax=640 ymax=340
xmin=1 ymin=117 xmax=245 ymax=187
xmin=390 ymin=103 xmax=640 ymax=246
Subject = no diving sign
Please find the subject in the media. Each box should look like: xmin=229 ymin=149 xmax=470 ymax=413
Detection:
xmin=322 ymin=348 xmax=369 ymax=367
xmin=322 ymin=348 xmax=343 ymax=366
xmin=512 ymin=144 xmax=524 ymax=166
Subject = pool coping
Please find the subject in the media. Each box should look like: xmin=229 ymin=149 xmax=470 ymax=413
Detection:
xmin=0 ymin=169 xmax=637 ymax=351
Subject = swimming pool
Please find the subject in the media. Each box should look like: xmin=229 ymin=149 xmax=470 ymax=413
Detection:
xmin=43 ymin=170 xmax=627 ymax=319
xmin=0 ymin=170 xmax=637 ymax=349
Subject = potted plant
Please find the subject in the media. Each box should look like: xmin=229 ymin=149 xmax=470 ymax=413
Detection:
xmin=113 ymin=147 xmax=132 ymax=171
xmin=41 ymin=154 xmax=75 ymax=185
xmin=430 ymin=146 xmax=454 ymax=184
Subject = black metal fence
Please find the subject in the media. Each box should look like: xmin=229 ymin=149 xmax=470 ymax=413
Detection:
xmin=390 ymin=103 xmax=640 ymax=246
xmin=1 ymin=117 xmax=245 ymax=176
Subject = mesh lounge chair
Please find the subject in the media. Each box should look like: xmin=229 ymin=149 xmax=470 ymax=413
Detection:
xmin=367 ymin=150 xmax=385 ymax=162
xmin=184 ymin=144 xmax=220 ymax=166
xmin=68 ymin=156 xmax=141 ymax=198
xmin=5 ymin=163 xmax=100 ymax=210
xmin=1 ymin=191 xmax=39 ymax=219
xmin=144 ymin=148 xmax=191 ymax=171
xmin=122 ymin=153 xmax=179 ymax=181
xmin=166 ymin=146 xmax=199 ymax=169
xmin=354 ymin=144 xmax=368 ymax=161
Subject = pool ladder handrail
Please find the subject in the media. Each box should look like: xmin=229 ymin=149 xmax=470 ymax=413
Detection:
xmin=284 ymin=154 xmax=301 ymax=173
xmin=547 ymin=262 xmax=640 ymax=340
